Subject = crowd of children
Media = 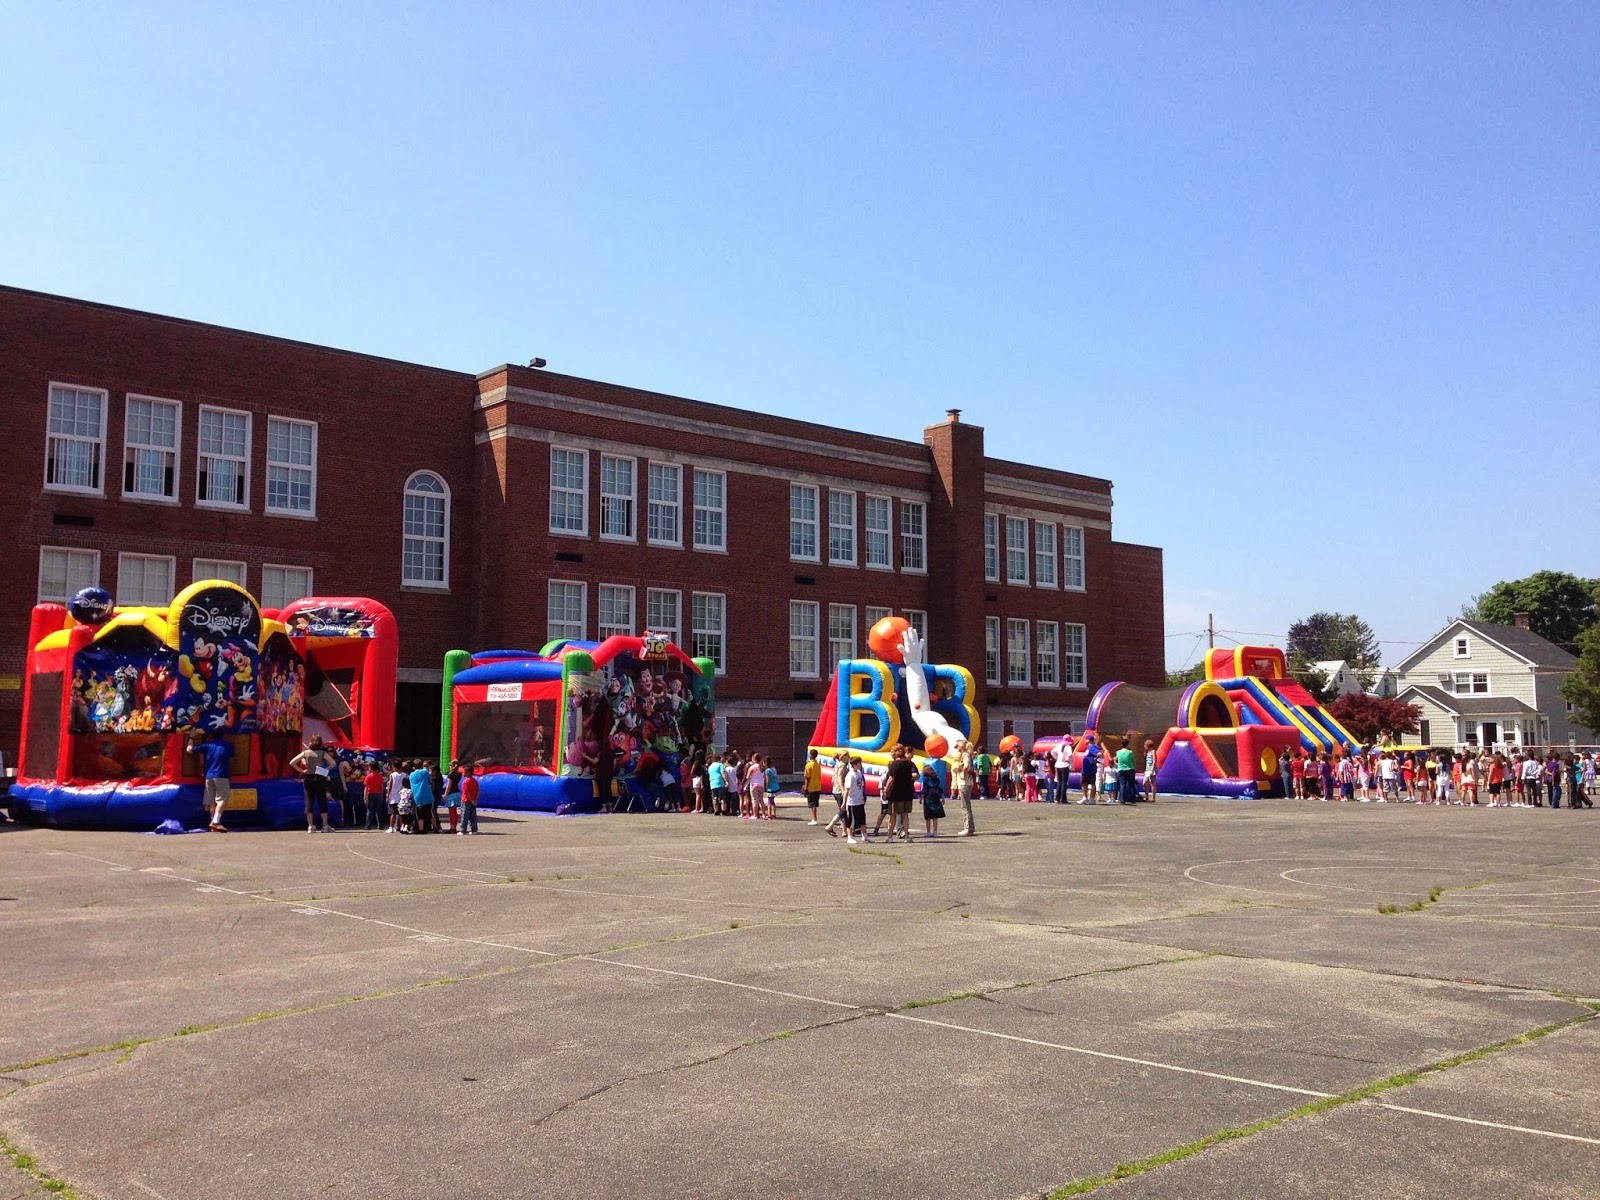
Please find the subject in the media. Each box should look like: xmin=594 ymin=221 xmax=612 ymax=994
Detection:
xmin=320 ymin=757 xmax=482 ymax=834
xmin=1281 ymin=746 xmax=1597 ymax=807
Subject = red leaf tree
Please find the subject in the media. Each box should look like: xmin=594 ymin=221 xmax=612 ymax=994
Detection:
xmin=1327 ymin=693 xmax=1421 ymax=744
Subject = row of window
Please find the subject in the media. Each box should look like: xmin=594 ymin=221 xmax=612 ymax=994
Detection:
xmin=1438 ymin=671 xmax=1490 ymax=696
xmin=789 ymin=485 xmax=927 ymax=573
xmin=547 ymin=581 xmax=727 ymax=673
xmin=552 ymin=449 xmax=727 ymax=551
xmin=39 ymin=547 xmax=313 ymax=610
xmin=787 ymin=604 xmax=930 ymax=679
xmin=984 ymin=616 xmax=1088 ymax=689
xmin=44 ymin=384 xmax=318 ymax=516
xmin=983 ymin=513 xmax=1086 ymax=590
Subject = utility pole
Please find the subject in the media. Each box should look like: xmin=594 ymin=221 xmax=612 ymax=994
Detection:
xmin=1207 ymin=613 xmax=1214 ymax=649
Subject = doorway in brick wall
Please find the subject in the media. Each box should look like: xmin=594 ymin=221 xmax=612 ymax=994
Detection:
xmin=395 ymin=682 xmax=442 ymax=759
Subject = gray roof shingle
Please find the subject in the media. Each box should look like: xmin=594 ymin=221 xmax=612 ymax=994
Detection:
xmin=1458 ymin=621 xmax=1578 ymax=669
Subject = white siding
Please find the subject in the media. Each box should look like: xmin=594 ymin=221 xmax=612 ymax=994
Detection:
xmin=1398 ymin=625 xmax=1537 ymax=710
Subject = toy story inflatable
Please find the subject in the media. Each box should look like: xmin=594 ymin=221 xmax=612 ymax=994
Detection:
xmin=439 ymin=630 xmax=716 ymax=813
xmin=10 ymin=581 xmax=396 ymax=829
xmin=806 ymin=615 xmax=979 ymax=795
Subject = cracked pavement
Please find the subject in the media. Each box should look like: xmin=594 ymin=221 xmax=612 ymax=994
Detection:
xmin=2 ymin=796 xmax=1598 ymax=1198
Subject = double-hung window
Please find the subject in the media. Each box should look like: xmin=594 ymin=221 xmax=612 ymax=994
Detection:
xmin=864 ymin=495 xmax=892 ymax=568
xmin=828 ymin=604 xmax=856 ymax=670
xmin=789 ymin=601 xmax=819 ymax=677
xmin=828 ymin=490 xmax=856 ymax=565
xmin=1006 ymin=618 xmax=1030 ymax=685
xmin=265 ymin=417 xmax=316 ymax=516
xmin=547 ymin=580 xmax=586 ymax=643
xmin=38 ymin=547 xmax=99 ymax=604
xmin=983 ymin=513 xmax=1000 ymax=582
xmin=117 ymin=553 xmax=175 ymax=606
xmin=1062 ymin=525 xmax=1085 ymax=589
xmin=865 ymin=605 xmax=893 ymax=630
xmin=1063 ymin=623 xmax=1087 ymax=687
xmin=262 ymin=565 xmax=313 ymax=610
xmin=600 ymin=455 xmax=636 ymax=540
xmin=790 ymin=484 xmax=819 ymax=561
xmin=122 ymin=396 xmax=179 ymax=501
xmin=906 ymin=609 xmax=928 ymax=639
xmin=598 ymin=585 xmax=635 ymax=639
xmin=1035 ymin=522 xmax=1058 ymax=587
xmin=647 ymin=463 xmax=681 ymax=546
xmin=900 ymin=501 xmax=926 ymax=572
xmin=646 ymin=588 xmax=681 ymax=645
xmin=692 ymin=469 xmax=725 ymax=550
xmin=197 ymin=406 xmax=250 ymax=508
xmin=549 ymin=447 xmax=588 ymax=534
xmin=45 ymin=384 xmax=106 ymax=493
xmin=193 ymin=559 xmax=247 ymax=587
xmin=1036 ymin=621 xmax=1059 ymax=686
xmin=984 ymin=617 xmax=1001 ymax=685
xmin=692 ymin=592 xmax=725 ymax=673
xmin=402 ymin=472 xmax=449 ymax=586
xmin=1005 ymin=517 xmax=1029 ymax=584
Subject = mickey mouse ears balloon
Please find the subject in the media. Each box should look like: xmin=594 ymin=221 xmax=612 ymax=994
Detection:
xmin=69 ymin=586 xmax=115 ymax=625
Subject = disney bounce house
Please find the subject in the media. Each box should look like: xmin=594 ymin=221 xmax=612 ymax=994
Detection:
xmin=11 ymin=581 xmax=397 ymax=829
xmin=439 ymin=631 xmax=716 ymax=814
xmin=807 ymin=616 xmax=979 ymax=795
xmin=1031 ymin=645 xmax=1359 ymax=799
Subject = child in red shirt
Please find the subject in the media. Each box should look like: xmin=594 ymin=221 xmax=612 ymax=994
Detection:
xmin=459 ymin=765 xmax=480 ymax=835
xmin=362 ymin=764 xmax=386 ymax=831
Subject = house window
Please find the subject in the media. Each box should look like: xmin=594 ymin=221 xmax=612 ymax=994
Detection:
xmin=261 ymin=565 xmax=313 ymax=610
xmin=265 ymin=417 xmax=316 ymax=516
xmin=1005 ymin=517 xmax=1029 ymax=585
xmin=828 ymin=604 xmax=856 ymax=670
xmin=1062 ymin=526 xmax=1085 ymax=589
xmin=402 ymin=471 xmax=449 ymax=587
xmin=1035 ymin=523 xmax=1057 ymax=587
xmin=647 ymin=462 xmax=681 ymax=546
xmin=1063 ymin=623 xmax=1087 ymax=687
xmin=1036 ymin=621 xmax=1059 ymax=687
xmin=1465 ymin=720 xmax=1478 ymax=743
xmin=646 ymin=588 xmax=681 ymax=645
xmin=985 ymin=617 xmax=1001 ymax=686
xmin=790 ymin=484 xmax=819 ymax=560
xmin=864 ymin=605 xmax=892 ymax=630
xmin=38 ymin=547 xmax=99 ymax=604
xmin=45 ymin=384 xmax=106 ymax=493
xmin=1419 ymin=719 xmax=1431 ymax=745
xmin=122 ymin=396 xmax=179 ymax=501
xmin=828 ymin=490 xmax=856 ymax=566
xmin=1007 ymin=618 xmax=1030 ymax=685
xmin=789 ymin=600 xmax=819 ymax=677
xmin=692 ymin=592 xmax=725 ymax=673
xmin=1454 ymin=637 xmax=1470 ymax=658
xmin=900 ymin=501 xmax=927 ymax=572
xmin=193 ymin=559 xmax=247 ymax=587
xmin=984 ymin=513 xmax=1000 ymax=581
xmin=599 ymin=455 xmax=636 ymax=540
xmin=1453 ymin=672 xmax=1489 ymax=696
xmin=197 ymin=406 xmax=251 ymax=508
xmin=549 ymin=447 xmax=588 ymax=534
xmin=116 ymin=553 xmax=175 ymax=606
xmin=546 ymin=580 xmax=586 ymax=643
xmin=864 ymin=495 xmax=892 ymax=568
xmin=906 ymin=609 xmax=928 ymax=639
xmin=692 ymin=468 xmax=725 ymax=550
xmin=598 ymin=584 xmax=635 ymax=639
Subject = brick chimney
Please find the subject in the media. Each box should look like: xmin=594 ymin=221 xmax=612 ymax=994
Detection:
xmin=1513 ymin=611 xmax=1532 ymax=630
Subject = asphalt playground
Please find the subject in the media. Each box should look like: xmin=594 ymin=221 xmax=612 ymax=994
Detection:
xmin=2 ymin=795 xmax=1598 ymax=1199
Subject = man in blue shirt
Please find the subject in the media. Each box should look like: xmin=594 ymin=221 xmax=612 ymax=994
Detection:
xmin=1079 ymin=735 xmax=1101 ymax=805
xmin=190 ymin=732 xmax=234 ymax=832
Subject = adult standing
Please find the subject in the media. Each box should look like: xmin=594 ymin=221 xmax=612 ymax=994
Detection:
xmin=1079 ymin=735 xmax=1101 ymax=804
xmin=1053 ymin=737 xmax=1074 ymax=805
xmin=191 ymin=731 xmax=234 ymax=832
xmin=289 ymin=736 xmax=335 ymax=833
xmin=883 ymin=744 xmax=919 ymax=843
xmin=952 ymin=737 xmax=977 ymax=836
xmin=410 ymin=760 xmax=438 ymax=831
xmin=1277 ymin=747 xmax=1292 ymax=799
xmin=1114 ymin=740 xmax=1138 ymax=805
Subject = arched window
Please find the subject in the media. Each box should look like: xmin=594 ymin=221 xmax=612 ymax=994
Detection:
xmin=403 ymin=471 xmax=449 ymax=587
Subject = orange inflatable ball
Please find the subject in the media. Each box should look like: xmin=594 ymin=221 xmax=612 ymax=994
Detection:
xmin=867 ymin=615 xmax=911 ymax=663
xmin=998 ymin=734 xmax=1021 ymax=753
xmin=923 ymin=734 xmax=949 ymax=759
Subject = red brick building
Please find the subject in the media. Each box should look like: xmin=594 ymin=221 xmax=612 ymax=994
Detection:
xmin=2 ymin=285 xmax=1165 ymax=769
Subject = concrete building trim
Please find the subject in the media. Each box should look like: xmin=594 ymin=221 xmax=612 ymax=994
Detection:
xmin=982 ymin=472 xmax=1114 ymax=513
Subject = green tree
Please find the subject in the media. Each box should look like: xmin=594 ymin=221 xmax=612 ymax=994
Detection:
xmin=1286 ymin=612 xmax=1379 ymax=692
xmin=1165 ymin=664 xmax=1204 ymax=689
xmin=1562 ymin=623 xmax=1600 ymax=737
xmin=1463 ymin=571 xmax=1600 ymax=648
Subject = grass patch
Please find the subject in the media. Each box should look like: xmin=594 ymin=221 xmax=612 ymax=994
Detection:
xmin=1044 ymin=1012 xmax=1594 ymax=1197
xmin=0 ymin=1132 xmax=82 ymax=1199
xmin=1378 ymin=884 xmax=1447 ymax=915
xmin=901 ymin=989 xmax=985 ymax=1010
xmin=845 ymin=845 xmax=903 ymax=866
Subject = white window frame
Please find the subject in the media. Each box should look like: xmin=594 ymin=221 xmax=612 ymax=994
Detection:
xmin=1452 ymin=671 xmax=1490 ymax=696
xmin=828 ymin=489 xmax=857 ymax=566
xmin=38 ymin=546 xmax=100 ymax=604
xmin=1062 ymin=525 xmax=1085 ymax=591
xmin=44 ymin=383 xmax=107 ymax=496
xmin=646 ymin=588 xmax=682 ymax=646
xmin=828 ymin=603 xmax=856 ymax=671
xmin=692 ymin=591 xmax=726 ymax=674
xmin=647 ymin=462 xmax=683 ymax=547
xmin=1006 ymin=618 xmax=1030 ymax=686
xmin=261 ymin=564 xmax=314 ymax=611
xmin=264 ymin=416 xmax=317 ymax=518
xmin=985 ymin=616 xmax=1001 ymax=686
xmin=121 ymin=394 xmax=181 ymax=503
xmin=790 ymin=484 xmax=819 ymax=562
xmin=692 ymin=468 xmax=726 ymax=552
xmin=196 ymin=404 xmax=252 ymax=510
xmin=402 ymin=470 xmax=451 ymax=589
xmin=1035 ymin=522 xmax=1058 ymax=588
xmin=1005 ymin=516 xmax=1030 ymax=586
xmin=900 ymin=500 xmax=927 ymax=574
xmin=599 ymin=454 xmax=637 ymax=542
xmin=983 ymin=513 xmax=1000 ymax=582
xmin=1063 ymin=622 xmax=1087 ymax=688
xmin=906 ymin=609 xmax=928 ymax=639
xmin=1036 ymin=620 xmax=1059 ymax=687
xmin=865 ymin=605 xmax=893 ymax=630
xmin=789 ymin=600 xmax=820 ymax=679
xmin=549 ymin=446 xmax=589 ymax=537
xmin=116 ymin=553 xmax=176 ymax=607
xmin=863 ymin=494 xmax=893 ymax=570
xmin=546 ymin=579 xmax=587 ymax=643
xmin=1454 ymin=637 xmax=1470 ymax=659
xmin=193 ymin=558 xmax=247 ymax=587
xmin=598 ymin=584 xmax=636 ymax=639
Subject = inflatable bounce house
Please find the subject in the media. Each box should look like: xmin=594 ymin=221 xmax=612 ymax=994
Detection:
xmin=806 ymin=616 xmax=979 ymax=795
xmin=439 ymin=631 xmax=716 ymax=814
xmin=1032 ymin=645 xmax=1359 ymax=799
xmin=10 ymin=582 xmax=397 ymax=829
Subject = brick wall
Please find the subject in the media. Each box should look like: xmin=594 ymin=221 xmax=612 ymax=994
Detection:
xmin=1110 ymin=541 xmax=1166 ymax=686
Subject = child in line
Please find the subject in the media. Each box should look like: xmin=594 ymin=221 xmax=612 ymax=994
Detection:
xmin=386 ymin=762 xmax=408 ymax=832
xmin=363 ymin=761 xmax=387 ymax=831
xmin=459 ymin=764 xmax=479 ymax=834
xmin=921 ymin=762 xmax=945 ymax=836
xmin=763 ymin=756 xmax=779 ymax=819
xmin=845 ymin=757 xmax=867 ymax=844
xmin=396 ymin=774 xmax=416 ymax=833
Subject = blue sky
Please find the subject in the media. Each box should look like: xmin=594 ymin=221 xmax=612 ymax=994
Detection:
xmin=3 ymin=3 xmax=1596 ymax=669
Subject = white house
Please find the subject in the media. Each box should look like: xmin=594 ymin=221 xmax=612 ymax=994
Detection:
xmin=1311 ymin=660 xmax=1367 ymax=697
xmin=1394 ymin=617 xmax=1591 ymax=750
